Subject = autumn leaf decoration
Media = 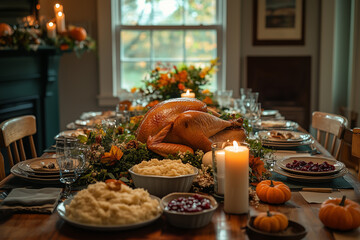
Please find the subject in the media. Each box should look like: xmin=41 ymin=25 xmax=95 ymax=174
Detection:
xmin=249 ymin=155 xmax=267 ymax=183
xmin=101 ymin=145 xmax=123 ymax=165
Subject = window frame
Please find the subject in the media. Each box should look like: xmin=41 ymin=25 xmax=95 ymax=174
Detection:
xmin=97 ymin=0 xmax=241 ymax=106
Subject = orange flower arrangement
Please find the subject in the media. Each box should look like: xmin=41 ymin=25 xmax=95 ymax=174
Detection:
xmin=101 ymin=145 xmax=123 ymax=165
xmin=141 ymin=59 xmax=218 ymax=101
xmin=249 ymin=155 xmax=267 ymax=185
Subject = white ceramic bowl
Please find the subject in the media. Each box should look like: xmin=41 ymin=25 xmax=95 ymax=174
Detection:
xmin=128 ymin=167 xmax=198 ymax=197
xmin=160 ymin=192 xmax=218 ymax=229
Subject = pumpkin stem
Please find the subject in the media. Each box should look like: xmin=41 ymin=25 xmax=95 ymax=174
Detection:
xmin=339 ymin=195 xmax=346 ymax=206
xmin=267 ymin=210 xmax=271 ymax=217
xmin=270 ymin=180 xmax=274 ymax=187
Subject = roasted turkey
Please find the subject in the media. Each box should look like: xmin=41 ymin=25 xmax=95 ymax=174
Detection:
xmin=136 ymin=98 xmax=246 ymax=157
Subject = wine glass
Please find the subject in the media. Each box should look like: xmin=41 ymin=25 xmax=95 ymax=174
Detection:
xmin=217 ymin=90 xmax=233 ymax=109
xmin=56 ymin=137 xmax=85 ymax=198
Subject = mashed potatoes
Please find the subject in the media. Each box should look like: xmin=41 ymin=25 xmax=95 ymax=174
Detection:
xmin=132 ymin=159 xmax=195 ymax=176
xmin=65 ymin=182 xmax=161 ymax=225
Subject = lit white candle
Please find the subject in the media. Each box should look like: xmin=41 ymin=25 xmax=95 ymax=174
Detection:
xmin=224 ymin=141 xmax=249 ymax=214
xmin=46 ymin=22 xmax=56 ymax=38
xmin=215 ymin=150 xmax=225 ymax=195
xmin=181 ymin=89 xmax=195 ymax=98
xmin=54 ymin=3 xmax=63 ymax=15
xmin=56 ymin=11 xmax=66 ymax=33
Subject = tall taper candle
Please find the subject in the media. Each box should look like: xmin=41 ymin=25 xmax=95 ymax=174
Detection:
xmin=56 ymin=11 xmax=66 ymax=33
xmin=54 ymin=3 xmax=63 ymax=15
xmin=224 ymin=141 xmax=249 ymax=214
xmin=46 ymin=22 xmax=56 ymax=38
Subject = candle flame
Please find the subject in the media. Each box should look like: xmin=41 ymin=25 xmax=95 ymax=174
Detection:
xmin=55 ymin=3 xmax=60 ymax=8
xmin=58 ymin=11 xmax=63 ymax=17
xmin=186 ymin=89 xmax=190 ymax=94
xmin=48 ymin=22 xmax=54 ymax=27
xmin=233 ymin=141 xmax=239 ymax=150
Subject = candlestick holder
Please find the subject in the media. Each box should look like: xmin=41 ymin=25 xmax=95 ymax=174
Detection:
xmin=211 ymin=142 xmax=226 ymax=198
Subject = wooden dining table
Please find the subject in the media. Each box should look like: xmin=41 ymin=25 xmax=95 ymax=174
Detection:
xmin=0 ymin=132 xmax=359 ymax=240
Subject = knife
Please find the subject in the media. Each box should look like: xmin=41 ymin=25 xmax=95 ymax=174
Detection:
xmin=300 ymin=188 xmax=339 ymax=193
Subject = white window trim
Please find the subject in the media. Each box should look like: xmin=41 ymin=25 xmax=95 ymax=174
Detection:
xmin=97 ymin=0 xmax=241 ymax=106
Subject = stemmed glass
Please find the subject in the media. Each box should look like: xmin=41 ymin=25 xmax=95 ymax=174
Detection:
xmin=55 ymin=137 xmax=86 ymax=198
xmin=217 ymin=90 xmax=233 ymax=109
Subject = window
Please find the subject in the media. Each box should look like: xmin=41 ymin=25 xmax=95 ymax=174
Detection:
xmin=117 ymin=0 xmax=221 ymax=91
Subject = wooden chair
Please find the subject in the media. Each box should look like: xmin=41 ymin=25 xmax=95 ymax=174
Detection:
xmin=0 ymin=152 xmax=5 ymax=181
xmin=339 ymin=128 xmax=360 ymax=180
xmin=312 ymin=111 xmax=348 ymax=159
xmin=0 ymin=115 xmax=37 ymax=170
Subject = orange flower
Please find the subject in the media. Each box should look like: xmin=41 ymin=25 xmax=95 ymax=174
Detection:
xmin=60 ymin=44 xmax=69 ymax=51
xmin=146 ymin=100 xmax=160 ymax=108
xmin=101 ymin=145 xmax=123 ymax=165
xmin=202 ymin=96 xmax=213 ymax=105
xmin=249 ymin=156 xmax=266 ymax=181
xmin=130 ymin=87 xmax=137 ymax=93
xmin=202 ymin=89 xmax=210 ymax=94
xmin=178 ymin=83 xmax=185 ymax=90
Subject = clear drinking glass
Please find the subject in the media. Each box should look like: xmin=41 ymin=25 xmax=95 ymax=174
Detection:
xmin=55 ymin=137 xmax=85 ymax=198
xmin=116 ymin=103 xmax=130 ymax=125
xmin=217 ymin=90 xmax=233 ymax=109
xmin=211 ymin=142 xmax=226 ymax=198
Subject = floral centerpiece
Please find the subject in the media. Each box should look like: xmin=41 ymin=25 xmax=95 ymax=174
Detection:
xmin=140 ymin=59 xmax=218 ymax=104
xmin=76 ymin=113 xmax=272 ymax=192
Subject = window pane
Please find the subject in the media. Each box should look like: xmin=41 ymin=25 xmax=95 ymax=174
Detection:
xmin=153 ymin=30 xmax=183 ymax=60
xmin=121 ymin=30 xmax=151 ymax=59
xmin=185 ymin=0 xmax=217 ymax=25
xmin=121 ymin=61 xmax=149 ymax=89
xmin=121 ymin=0 xmax=151 ymax=25
xmin=186 ymin=61 xmax=217 ymax=91
xmin=186 ymin=30 xmax=216 ymax=61
xmin=153 ymin=0 xmax=184 ymax=25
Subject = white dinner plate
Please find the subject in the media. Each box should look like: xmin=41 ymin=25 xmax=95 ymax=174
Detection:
xmin=258 ymin=120 xmax=299 ymax=130
xmin=274 ymin=165 xmax=348 ymax=182
xmin=277 ymin=156 xmax=345 ymax=176
xmin=57 ymin=197 xmax=162 ymax=231
xmin=261 ymin=110 xmax=279 ymax=117
xmin=261 ymin=138 xmax=314 ymax=148
xmin=11 ymin=165 xmax=61 ymax=183
xmin=258 ymin=130 xmax=311 ymax=143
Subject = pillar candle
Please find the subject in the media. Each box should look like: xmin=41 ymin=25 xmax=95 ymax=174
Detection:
xmin=54 ymin=3 xmax=63 ymax=15
xmin=215 ymin=150 xmax=225 ymax=195
xmin=56 ymin=11 xmax=66 ymax=33
xmin=224 ymin=141 xmax=249 ymax=214
xmin=46 ymin=22 xmax=56 ymax=38
xmin=181 ymin=90 xmax=195 ymax=98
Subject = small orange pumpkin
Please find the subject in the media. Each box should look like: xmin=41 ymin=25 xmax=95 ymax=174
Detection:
xmin=0 ymin=23 xmax=13 ymax=37
xmin=253 ymin=211 xmax=289 ymax=232
xmin=69 ymin=27 xmax=87 ymax=41
xmin=319 ymin=195 xmax=360 ymax=231
xmin=256 ymin=180 xmax=291 ymax=204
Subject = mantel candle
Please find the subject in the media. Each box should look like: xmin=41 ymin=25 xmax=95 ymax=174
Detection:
xmin=46 ymin=22 xmax=56 ymax=38
xmin=181 ymin=89 xmax=195 ymax=98
xmin=224 ymin=141 xmax=249 ymax=214
xmin=54 ymin=3 xmax=63 ymax=15
xmin=56 ymin=11 xmax=66 ymax=33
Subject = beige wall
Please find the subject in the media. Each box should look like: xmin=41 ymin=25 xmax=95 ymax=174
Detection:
xmin=39 ymin=0 xmax=108 ymax=131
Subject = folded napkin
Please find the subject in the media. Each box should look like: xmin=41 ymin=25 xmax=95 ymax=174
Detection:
xmin=299 ymin=190 xmax=357 ymax=204
xmin=0 ymin=188 xmax=62 ymax=213
xmin=333 ymin=229 xmax=360 ymax=240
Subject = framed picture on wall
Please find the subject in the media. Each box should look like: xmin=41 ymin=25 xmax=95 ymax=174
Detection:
xmin=253 ymin=0 xmax=305 ymax=45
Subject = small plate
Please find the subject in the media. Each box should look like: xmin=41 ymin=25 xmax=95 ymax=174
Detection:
xmin=273 ymin=165 xmax=348 ymax=182
xmin=259 ymin=120 xmax=299 ymax=130
xmin=259 ymin=131 xmax=311 ymax=143
xmin=261 ymin=138 xmax=314 ymax=148
xmin=277 ymin=157 xmax=345 ymax=175
xmin=57 ymin=197 xmax=162 ymax=231
xmin=18 ymin=158 xmax=59 ymax=172
xmin=262 ymin=110 xmax=279 ymax=117
xmin=246 ymin=216 xmax=307 ymax=240
xmin=55 ymin=130 xmax=87 ymax=138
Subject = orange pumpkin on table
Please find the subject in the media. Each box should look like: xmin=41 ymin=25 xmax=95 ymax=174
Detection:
xmin=319 ymin=195 xmax=360 ymax=231
xmin=256 ymin=180 xmax=291 ymax=204
xmin=253 ymin=211 xmax=289 ymax=233
xmin=0 ymin=23 xmax=13 ymax=37
xmin=69 ymin=27 xmax=87 ymax=41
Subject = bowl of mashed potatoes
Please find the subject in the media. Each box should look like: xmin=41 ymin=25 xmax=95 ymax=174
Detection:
xmin=57 ymin=181 xmax=162 ymax=231
xmin=129 ymin=159 xmax=198 ymax=197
